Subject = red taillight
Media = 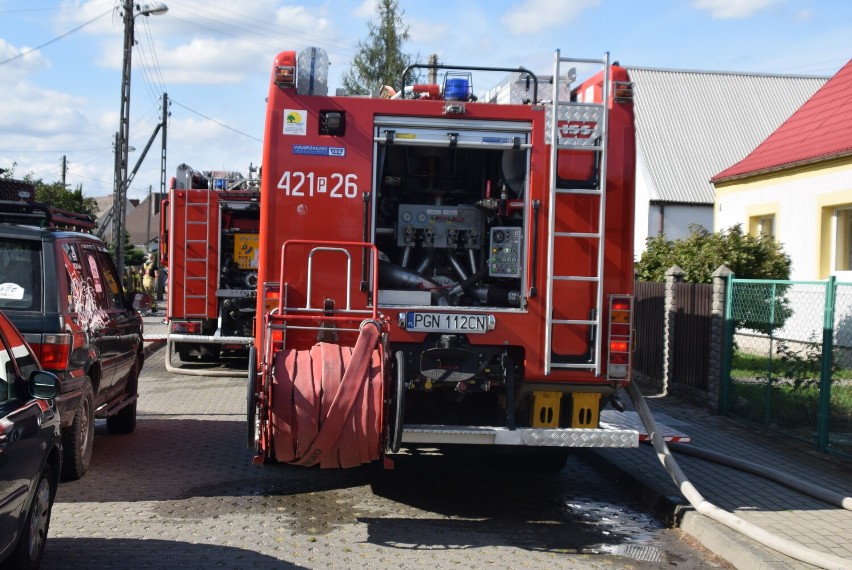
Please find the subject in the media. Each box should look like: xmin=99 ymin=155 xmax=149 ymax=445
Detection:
xmin=31 ymin=334 xmax=72 ymax=370
xmin=608 ymin=295 xmax=633 ymax=379
xmin=172 ymin=321 xmax=201 ymax=334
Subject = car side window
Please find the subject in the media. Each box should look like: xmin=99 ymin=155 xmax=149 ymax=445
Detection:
xmin=95 ymin=250 xmax=125 ymax=309
xmin=0 ymin=316 xmax=39 ymax=378
xmin=62 ymin=242 xmax=83 ymax=312
xmin=0 ymin=317 xmax=39 ymax=403
xmin=83 ymin=249 xmax=109 ymax=310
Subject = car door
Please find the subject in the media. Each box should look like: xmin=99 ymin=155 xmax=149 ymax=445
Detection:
xmin=92 ymin=247 xmax=139 ymax=394
xmin=0 ymin=314 xmax=51 ymax=553
xmin=77 ymin=243 xmax=118 ymax=395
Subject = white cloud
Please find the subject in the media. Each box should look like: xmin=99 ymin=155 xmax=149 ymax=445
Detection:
xmin=274 ymin=5 xmax=332 ymax=32
xmin=353 ymin=0 xmax=377 ymax=19
xmin=501 ymin=0 xmax=600 ymax=35
xmin=408 ymin=17 xmax=448 ymax=44
xmin=0 ymin=81 xmax=89 ymax=139
xmin=137 ymin=37 xmax=270 ymax=84
xmin=691 ymin=0 xmax=782 ymax=19
xmin=0 ymin=38 xmax=51 ymax=78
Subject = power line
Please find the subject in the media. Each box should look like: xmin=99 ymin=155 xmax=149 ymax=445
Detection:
xmin=0 ymin=146 xmax=112 ymax=153
xmin=164 ymin=0 xmax=358 ymax=57
xmin=0 ymin=8 xmax=113 ymax=65
xmin=169 ymin=99 xmax=262 ymax=142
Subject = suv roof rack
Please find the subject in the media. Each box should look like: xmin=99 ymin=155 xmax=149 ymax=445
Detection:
xmin=0 ymin=200 xmax=96 ymax=232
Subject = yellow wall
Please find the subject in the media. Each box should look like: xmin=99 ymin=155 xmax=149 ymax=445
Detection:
xmin=713 ymin=156 xmax=852 ymax=280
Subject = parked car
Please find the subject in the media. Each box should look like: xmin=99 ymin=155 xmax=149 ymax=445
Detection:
xmin=0 ymin=308 xmax=62 ymax=569
xmin=0 ymin=200 xmax=150 ymax=480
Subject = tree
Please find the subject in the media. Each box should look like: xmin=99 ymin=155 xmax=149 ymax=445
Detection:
xmin=35 ymin=181 xmax=98 ymax=217
xmin=1 ymin=164 xmax=97 ymax=216
xmin=635 ymin=224 xmax=791 ymax=284
xmin=341 ymin=0 xmax=416 ymax=95
xmin=636 ymin=225 xmax=793 ymax=334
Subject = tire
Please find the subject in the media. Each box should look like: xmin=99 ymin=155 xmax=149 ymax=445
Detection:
xmin=107 ymin=356 xmax=140 ymax=435
xmin=198 ymin=344 xmax=221 ymax=362
xmin=62 ymin=378 xmax=94 ymax=480
xmin=246 ymin=345 xmax=258 ymax=450
xmin=4 ymin=466 xmax=55 ymax=570
xmin=524 ymin=449 xmax=571 ymax=472
xmin=177 ymin=344 xmax=195 ymax=362
xmin=388 ymin=351 xmax=406 ymax=453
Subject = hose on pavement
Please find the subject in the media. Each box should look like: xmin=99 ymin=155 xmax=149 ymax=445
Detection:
xmin=626 ymin=380 xmax=852 ymax=570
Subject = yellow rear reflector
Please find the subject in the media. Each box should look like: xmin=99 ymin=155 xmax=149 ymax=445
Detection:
xmin=571 ymin=392 xmax=600 ymax=428
xmin=531 ymin=391 xmax=561 ymax=428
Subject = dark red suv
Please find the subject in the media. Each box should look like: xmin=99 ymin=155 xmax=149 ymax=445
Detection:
xmin=0 ymin=200 xmax=150 ymax=480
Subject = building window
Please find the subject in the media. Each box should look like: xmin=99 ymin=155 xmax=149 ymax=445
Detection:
xmin=835 ymin=207 xmax=852 ymax=272
xmin=749 ymin=214 xmax=775 ymax=238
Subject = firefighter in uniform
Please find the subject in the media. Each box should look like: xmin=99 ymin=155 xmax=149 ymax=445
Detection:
xmin=141 ymin=253 xmax=159 ymax=314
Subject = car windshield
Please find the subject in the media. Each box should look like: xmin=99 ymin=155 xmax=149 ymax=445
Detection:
xmin=0 ymin=239 xmax=42 ymax=311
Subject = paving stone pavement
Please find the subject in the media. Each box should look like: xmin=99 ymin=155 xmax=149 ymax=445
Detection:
xmin=46 ymin=306 xmax=852 ymax=569
xmin=590 ymin=389 xmax=852 ymax=569
xmin=40 ymin=345 xmax=731 ymax=570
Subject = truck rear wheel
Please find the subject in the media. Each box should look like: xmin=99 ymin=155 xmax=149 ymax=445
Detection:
xmin=387 ymin=351 xmax=406 ymax=453
xmin=246 ymin=345 xmax=258 ymax=450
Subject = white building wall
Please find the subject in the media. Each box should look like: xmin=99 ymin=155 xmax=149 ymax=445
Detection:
xmin=714 ymin=164 xmax=852 ymax=281
xmin=633 ymin=151 xmax=652 ymax=260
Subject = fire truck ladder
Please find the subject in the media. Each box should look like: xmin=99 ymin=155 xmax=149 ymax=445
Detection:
xmin=182 ymin=188 xmax=214 ymax=318
xmin=544 ymin=51 xmax=611 ymax=376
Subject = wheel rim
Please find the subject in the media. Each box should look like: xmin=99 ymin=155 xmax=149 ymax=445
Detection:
xmin=80 ymin=396 xmax=92 ymax=456
xmin=27 ymin=478 xmax=51 ymax=561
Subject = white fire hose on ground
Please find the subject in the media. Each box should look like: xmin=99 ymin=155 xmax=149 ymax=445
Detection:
xmin=625 ymin=380 xmax=852 ymax=570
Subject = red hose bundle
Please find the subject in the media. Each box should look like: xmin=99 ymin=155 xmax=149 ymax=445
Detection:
xmin=270 ymin=323 xmax=384 ymax=468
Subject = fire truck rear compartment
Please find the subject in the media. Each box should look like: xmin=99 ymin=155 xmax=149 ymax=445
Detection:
xmin=373 ymin=131 xmax=528 ymax=310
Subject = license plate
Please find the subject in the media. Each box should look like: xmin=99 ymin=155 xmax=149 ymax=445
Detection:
xmin=402 ymin=312 xmax=492 ymax=334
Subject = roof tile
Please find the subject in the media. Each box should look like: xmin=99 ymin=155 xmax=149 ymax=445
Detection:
xmin=713 ymin=58 xmax=852 ymax=182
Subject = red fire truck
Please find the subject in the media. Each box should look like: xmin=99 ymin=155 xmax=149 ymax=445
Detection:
xmin=161 ymin=164 xmax=260 ymax=374
xmin=248 ymin=48 xmax=637 ymax=468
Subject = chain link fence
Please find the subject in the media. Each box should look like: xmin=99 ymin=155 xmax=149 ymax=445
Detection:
xmin=722 ymin=278 xmax=852 ymax=458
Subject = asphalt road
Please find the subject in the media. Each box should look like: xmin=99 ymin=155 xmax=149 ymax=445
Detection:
xmin=41 ymin=348 xmax=731 ymax=569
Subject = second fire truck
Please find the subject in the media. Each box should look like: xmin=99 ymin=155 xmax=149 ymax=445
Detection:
xmin=161 ymin=164 xmax=260 ymax=374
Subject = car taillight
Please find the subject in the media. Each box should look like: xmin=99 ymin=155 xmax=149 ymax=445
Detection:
xmin=31 ymin=334 xmax=72 ymax=370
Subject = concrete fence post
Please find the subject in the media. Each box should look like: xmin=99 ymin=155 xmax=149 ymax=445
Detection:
xmin=663 ymin=265 xmax=684 ymax=395
xmin=708 ymin=265 xmax=733 ymax=412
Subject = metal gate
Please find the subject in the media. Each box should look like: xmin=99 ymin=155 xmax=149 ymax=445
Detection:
xmin=722 ymin=277 xmax=852 ymax=457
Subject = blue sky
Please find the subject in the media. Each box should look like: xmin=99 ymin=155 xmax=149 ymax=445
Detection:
xmin=1 ymin=0 xmax=850 ymax=201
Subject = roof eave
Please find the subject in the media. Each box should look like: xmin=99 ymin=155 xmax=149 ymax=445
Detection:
xmin=712 ymin=150 xmax=852 ymax=184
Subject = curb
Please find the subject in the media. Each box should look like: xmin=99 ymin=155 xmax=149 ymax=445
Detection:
xmin=584 ymin=449 xmax=800 ymax=569
xmin=143 ymin=339 xmax=166 ymax=357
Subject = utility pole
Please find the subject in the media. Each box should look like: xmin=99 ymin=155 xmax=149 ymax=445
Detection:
xmin=112 ymin=0 xmax=168 ymax=285
xmin=146 ymin=184 xmax=152 ymax=250
xmin=113 ymin=0 xmax=134 ymax=283
xmin=60 ymin=155 xmax=67 ymax=188
xmin=428 ymin=54 xmax=438 ymax=84
xmin=160 ymin=92 xmax=168 ymax=208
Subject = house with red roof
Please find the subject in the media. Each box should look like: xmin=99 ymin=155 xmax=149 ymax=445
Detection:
xmin=712 ymin=58 xmax=852 ymax=281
